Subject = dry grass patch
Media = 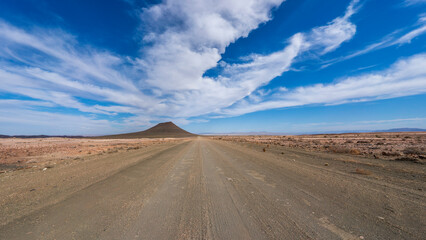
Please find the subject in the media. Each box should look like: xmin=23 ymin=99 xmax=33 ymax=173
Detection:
xmin=354 ymin=168 xmax=372 ymax=175
xmin=329 ymin=146 xmax=361 ymax=155
xmin=403 ymin=147 xmax=425 ymax=155
xmin=212 ymin=132 xmax=426 ymax=162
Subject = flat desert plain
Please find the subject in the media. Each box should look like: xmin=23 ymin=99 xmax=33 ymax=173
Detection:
xmin=0 ymin=133 xmax=425 ymax=239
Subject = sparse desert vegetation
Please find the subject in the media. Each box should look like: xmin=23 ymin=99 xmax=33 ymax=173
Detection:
xmin=0 ymin=137 xmax=182 ymax=173
xmin=212 ymin=132 xmax=426 ymax=164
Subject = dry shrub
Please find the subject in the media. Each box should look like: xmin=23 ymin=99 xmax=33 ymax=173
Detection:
xmin=329 ymin=146 xmax=361 ymax=155
xmin=329 ymin=146 xmax=342 ymax=153
xmin=329 ymin=146 xmax=350 ymax=154
xmin=403 ymin=147 xmax=425 ymax=155
xmin=262 ymin=148 xmax=266 ymax=152
xmin=349 ymin=148 xmax=361 ymax=155
xmin=355 ymin=168 xmax=372 ymax=175
xmin=381 ymin=151 xmax=400 ymax=157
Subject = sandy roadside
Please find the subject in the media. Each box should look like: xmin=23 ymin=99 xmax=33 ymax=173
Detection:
xmin=0 ymin=138 xmax=187 ymax=226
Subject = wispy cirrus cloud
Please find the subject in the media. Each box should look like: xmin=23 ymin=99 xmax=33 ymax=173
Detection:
xmin=0 ymin=22 xmax=139 ymax=91
xmin=322 ymin=14 xmax=426 ymax=68
xmin=220 ymin=53 xmax=426 ymax=116
xmin=404 ymin=0 xmax=426 ymax=6
xmin=0 ymin=108 xmax=117 ymax=135
xmin=304 ymin=0 xmax=359 ymax=54
xmin=395 ymin=15 xmax=426 ymax=44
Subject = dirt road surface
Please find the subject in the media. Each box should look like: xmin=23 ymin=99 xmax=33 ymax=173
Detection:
xmin=1 ymin=137 xmax=425 ymax=239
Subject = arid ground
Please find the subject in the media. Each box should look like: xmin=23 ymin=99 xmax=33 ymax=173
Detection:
xmin=213 ymin=132 xmax=426 ymax=164
xmin=0 ymin=133 xmax=425 ymax=239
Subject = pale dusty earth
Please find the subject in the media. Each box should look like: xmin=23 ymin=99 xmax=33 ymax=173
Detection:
xmin=0 ymin=135 xmax=425 ymax=239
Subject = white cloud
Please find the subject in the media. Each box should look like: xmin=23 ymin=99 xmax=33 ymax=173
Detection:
xmin=220 ymin=53 xmax=426 ymax=116
xmin=322 ymin=14 xmax=426 ymax=67
xmin=395 ymin=25 xmax=426 ymax=44
xmin=133 ymin=0 xmax=360 ymax=118
xmin=0 ymin=22 xmax=139 ymax=92
xmin=0 ymin=23 xmax=163 ymax=115
xmin=139 ymin=0 xmax=285 ymax=91
xmin=304 ymin=0 xmax=358 ymax=54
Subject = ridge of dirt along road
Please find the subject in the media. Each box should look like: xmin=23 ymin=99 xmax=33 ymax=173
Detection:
xmin=1 ymin=137 xmax=425 ymax=239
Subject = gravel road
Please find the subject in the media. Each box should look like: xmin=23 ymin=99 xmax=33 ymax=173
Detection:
xmin=1 ymin=137 xmax=424 ymax=239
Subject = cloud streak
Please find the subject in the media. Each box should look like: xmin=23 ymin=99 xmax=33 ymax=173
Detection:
xmin=221 ymin=53 xmax=426 ymax=116
xmin=404 ymin=0 xmax=426 ymax=6
xmin=322 ymin=14 xmax=426 ymax=68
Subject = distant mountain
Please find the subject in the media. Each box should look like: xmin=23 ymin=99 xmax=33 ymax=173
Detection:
xmin=202 ymin=128 xmax=426 ymax=136
xmin=376 ymin=128 xmax=426 ymax=132
xmin=97 ymin=121 xmax=196 ymax=139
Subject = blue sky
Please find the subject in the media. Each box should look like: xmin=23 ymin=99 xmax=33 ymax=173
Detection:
xmin=0 ymin=0 xmax=425 ymax=135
